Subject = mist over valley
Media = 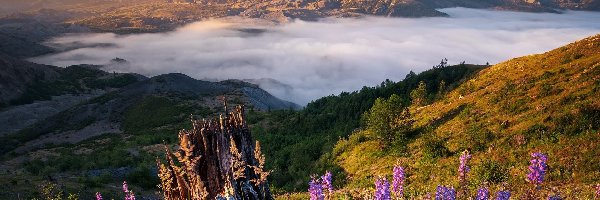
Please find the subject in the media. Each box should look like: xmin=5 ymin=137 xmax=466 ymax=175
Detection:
xmin=30 ymin=8 xmax=600 ymax=105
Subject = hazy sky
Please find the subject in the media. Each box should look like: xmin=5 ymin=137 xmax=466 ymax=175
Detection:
xmin=30 ymin=8 xmax=600 ymax=105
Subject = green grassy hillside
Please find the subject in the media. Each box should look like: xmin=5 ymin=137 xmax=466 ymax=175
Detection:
xmin=332 ymin=34 xmax=600 ymax=198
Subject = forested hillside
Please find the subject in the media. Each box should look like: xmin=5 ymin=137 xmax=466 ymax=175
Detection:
xmin=248 ymin=62 xmax=487 ymax=192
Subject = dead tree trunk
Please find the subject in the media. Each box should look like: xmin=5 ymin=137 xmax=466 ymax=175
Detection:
xmin=157 ymin=105 xmax=272 ymax=200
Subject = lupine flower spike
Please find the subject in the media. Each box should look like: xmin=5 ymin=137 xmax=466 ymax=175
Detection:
xmin=435 ymin=185 xmax=456 ymax=200
xmin=321 ymin=171 xmax=333 ymax=193
xmin=527 ymin=152 xmax=548 ymax=187
xmin=392 ymin=165 xmax=405 ymax=198
xmin=309 ymin=176 xmax=324 ymax=200
xmin=458 ymin=150 xmax=472 ymax=183
xmin=374 ymin=177 xmax=391 ymax=200
xmin=123 ymin=181 xmax=136 ymax=200
xmin=476 ymin=187 xmax=489 ymax=200
xmin=495 ymin=190 xmax=510 ymax=200
xmin=95 ymin=192 xmax=102 ymax=200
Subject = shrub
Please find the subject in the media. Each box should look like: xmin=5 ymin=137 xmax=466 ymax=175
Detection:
xmin=473 ymin=159 xmax=508 ymax=185
xmin=422 ymin=135 xmax=450 ymax=160
xmin=363 ymin=94 xmax=413 ymax=148
xmin=410 ymin=81 xmax=428 ymax=106
xmin=127 ymin=166 xmax=159 ymax=189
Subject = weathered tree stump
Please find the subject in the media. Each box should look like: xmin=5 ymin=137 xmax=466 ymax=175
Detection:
xmin=157 ymin=105 xmax=272 ymax=200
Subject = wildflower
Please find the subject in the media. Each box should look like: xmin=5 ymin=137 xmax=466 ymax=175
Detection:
xmin=321 ymin=171 xmax=333 ymax=193
xmin=458 ymin=150 xmax=472 ymax=183
xmin=476 ymin=187 xmax=489 ymax=200
xmin=495 ymin=190 xmax=510 ymax=200
xmin=392 ymin=166 xmax=405 ymax=198
xmin=374 ymin=177 xmax=391 ymax=200
xmin=309 ymin=177 xmax=324 ymax=200
xmin=527 ymin=152 xmax=548 ymax=186
xmin=435 ymin=185 xmax=456 ymax=200
xmin=548 ymin=195 xmax=562 ymax=200
xmin=123 ymin=181 xmax=136 ymax=200
xmin=96 ymin=192 xmax=102 ymax=200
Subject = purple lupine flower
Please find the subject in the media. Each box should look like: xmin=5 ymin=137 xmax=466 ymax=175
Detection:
xmin=321 ymin=171 xmax=333 ymax=193
xmin=128 ymin=192 xmax=136 ymax=200
xmin=495 ymin=190 xmax=511 ymax=200
xmin=374 ymin=177 xmax=391 ymax=200
xmin=435 ymin=186 xmax=444 ymax=200
xmin=123 ymin=181 xmax=136 ymax=200
xmin=458 ymin=150 xmax=472 ymax=182
xmin=392 ymin=165 xmax=405 ymax=198
xmin=309 ymin=177 xmax=324 ymax=200
xmin=548 ymin=195 xmax=562 ymax=200
xmin=122 ymin=181 xmax=129 ymax=193
xmin=96 ymin=192 xmax=103 ymax=200
xmin=435 ymin=185 xmax=456 ymax=200
xmin=476 ymin=187 xmax=489 ymax=200
xmin=527 ymin=152 xmax=548 ymax=186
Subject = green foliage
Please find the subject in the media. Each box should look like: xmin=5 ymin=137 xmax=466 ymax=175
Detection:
xmin=437 ymin=80 xmax=447 ymax=97
xmin=551 ymin=104 xmax=600 ymax=136
xmin=123 ymin=96 xmax=207 ymax=134
xmin=421 ymin=135 xmax=450 ymax=160
xmin=363 ymin=94 xmax=413 ymax=147
xmin=410 ymin=81 xmax=428 ymax=106
xmin=472 ymin=159 xmax=508 ymax=185
xmin=38 ymin=181 xmax=64 ymax=200
xmin=461 ymin=124 xmax=495 ymax=152
xmin=24 ymin=160 xmax=46 ymax=175
xmin=67 ymin=193 xmax=79 ymax=200
xmin=81 ymin=173 xmax=112 ymax=188
xmin=127 ymin=165 xmax=159 ymax=189
xmin=501 ymin=97 xmax=528 ymax=114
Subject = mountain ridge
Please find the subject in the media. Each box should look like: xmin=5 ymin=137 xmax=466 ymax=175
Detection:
xmin=2 ymin=0 xmax=599 ymax=35
xmin=0 ymin=56 xmax=298 ymax=155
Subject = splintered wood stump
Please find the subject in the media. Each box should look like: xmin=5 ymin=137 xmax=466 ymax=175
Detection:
xmin=157 ymin=105 xmax=272 ymax=200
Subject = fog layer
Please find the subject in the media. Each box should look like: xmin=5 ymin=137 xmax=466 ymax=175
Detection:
xmin=30 ymin=8 xmax=600 ymax=105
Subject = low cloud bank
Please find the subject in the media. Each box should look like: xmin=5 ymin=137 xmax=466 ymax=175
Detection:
xmin=31 ymin=8 xmax=600 ymax=105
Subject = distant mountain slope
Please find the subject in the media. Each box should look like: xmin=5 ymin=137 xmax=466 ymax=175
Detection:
xmin=333 ymin=34 xmax=600 ymax=197
xmin=3 ymin=0 xmax=599 ymax=34
xmin=0 ymin=60 xmax=297 ymax=154
xmin=0 ymin=54 xmax=60 ymax=106
xmin=335 ymin=0 xmax=449 ymax=17
xmin=0 ymin=56 xmax=298 ymax=199
xmin=0 ymin=12 xmax=90 ymax=57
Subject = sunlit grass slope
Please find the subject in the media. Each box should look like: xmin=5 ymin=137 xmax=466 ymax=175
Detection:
xmin=333 ymin=34 xmax=600 ymax=198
